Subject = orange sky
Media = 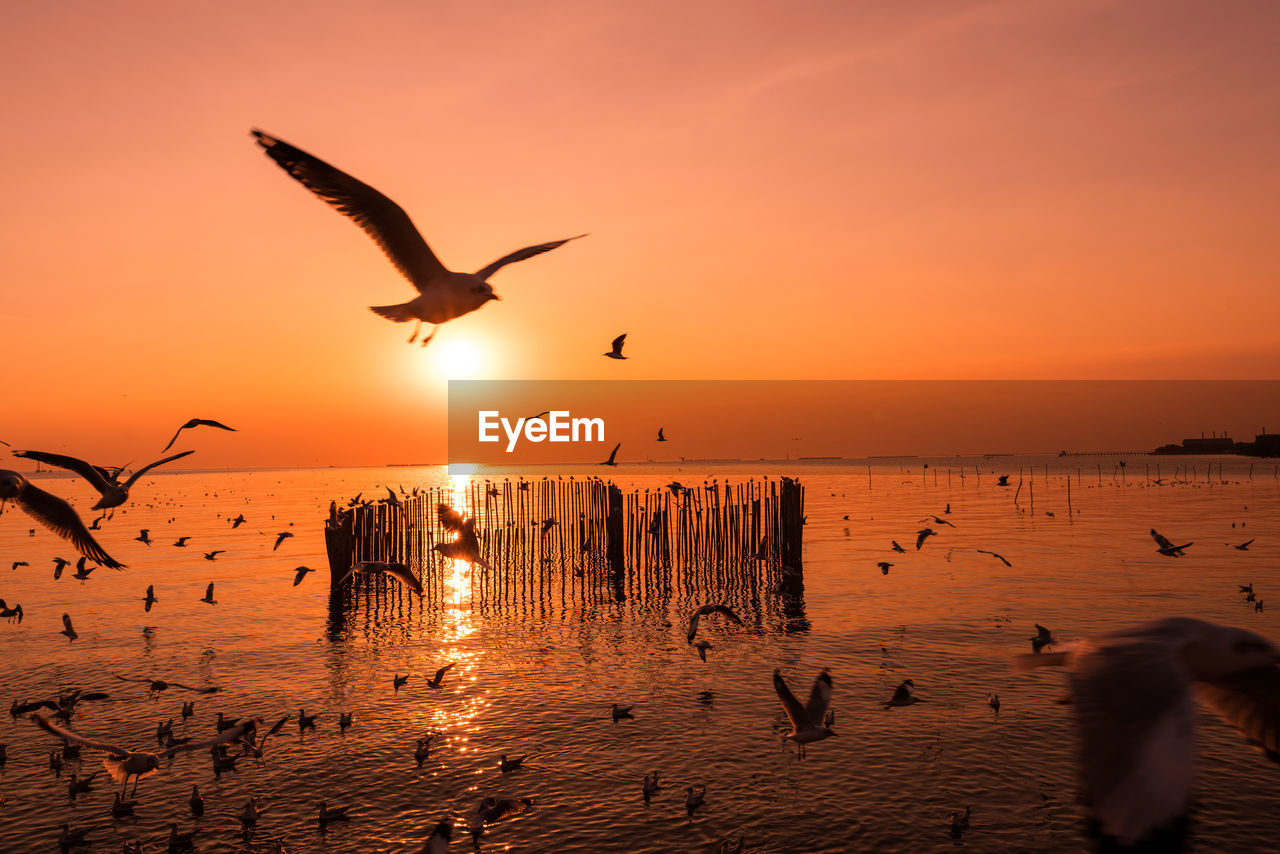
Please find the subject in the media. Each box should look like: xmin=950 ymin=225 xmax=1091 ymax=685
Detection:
xmin=3 ymin=1 xmax=1279 ymax=467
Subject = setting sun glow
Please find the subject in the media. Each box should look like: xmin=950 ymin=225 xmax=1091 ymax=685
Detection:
xmin=429 ymin=337 xmax=485 ymax=380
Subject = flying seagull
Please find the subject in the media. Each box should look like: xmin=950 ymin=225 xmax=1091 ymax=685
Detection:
xmin=251 ymin=129 xmax=584 ymax=346
xmin=1031 ymin=624 xmax=1054 ymax=653
xmin=1150 ymin=529 xmax=1192 ymax=557
xmin=1234 ymin=539 xmax=1255 ymax=551
xmin=916 ymin=528 xmax=937 ymax=550
xmin=977 ymin=549 xmax=1013 ymax=567
xmin=657 ymin=427 xmax=666 ymax=442
xmin=272 ymin=531 xmax=293 ymax=551
xmin=0 ymin=471 xmax=123 ymax=568
xmin=292 ymin=566 xmax=314 ymax=586
xmin=337 ymin=561 xmax=424 ymax=596
xmin=604 ymin=334 xmax=627 ymax=360
xmin=161 ymin=419 xmax=236 ymax=453
xmin=600 ymin=443 xmax=621 ymax=467
xmin=1016 ymin=617 xmax=1280 ymax=846
xmin=32 ymin=713 xmax=255 ymax=797
xmin=10 ymin=450 xmax=194 ymax=511
xmin=113 ymin=675 xmax=219 ymax=696
xmin=686 ymin=604 xmax=744 ymax=644
xmin=773 ymin=669 xmax=836 ymax=758
xmin=434 ymin=504 xmax=492 ymax=571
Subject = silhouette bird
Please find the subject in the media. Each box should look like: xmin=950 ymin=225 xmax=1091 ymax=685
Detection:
xmin=32 ymin=714 xmax=253 ymax=797
xmin=113 ymin=675 xmax=219 ymax=696
xmin=161 ymin=419 xmax=236 ymax=453
xmin=1016 ymin=617 xmax=1280 ymax=845
xmin=60 ymin=614 xmax=78 ymax=642
xmin=883 ymin=679 xmax=923 ymax=708
xmin=338 ymin=561 xmax=424 ymax=596
xmin=292 ymin=566 xmax=315 ymax=586
xmin=891 ymin=540 xmax=906 ymax=553
xmin=136 ymin=529 xmax=152 ymax=546
xmin=1031 ymin=624 xmax=1054 ymax=653
xmin=997 ymin=475 xmax=1010 ymax=486
xmin=10 ymin=450 xmax=193 ymax=511
xmin=1150 ymin=529 xmax=1192 ymax=557
xmin=273 ymin=531 xmax=293 ymax=551
xmin=434 ymin=504 xmax=492 ymax=570
xmin=773 ymin=669 xmax=836 ymax=758
xmin=604 ymin=334 xmax=628 ymax=360
xmin=200 ymin=583 xmax=216 ymax=605
xmin=600 ymin=443 xmax=621 ymax=467
xmin=878 ymin=561 xmax=893 ymax=575
xmin=203 ymin=551 xmax=224 ymax=562
xmin=657 ymin=427 xmax=666 ymax=442
xmin=977 ymin=549 xmax=1013 ymax=567
xmin=1234 ymin=539 xmax=1255 ymax=551
xmin=611 ymin=704 xmax=634 ymax=721
xmin=251 ymin=129 xmax=584 ymax=346
xmin=686 ymin=604 xmax=744 ymax=644
xmin=173 ymin=537 xmax=190 ymax=548
xmin=0 ymin=471 xmax=123 ymax=568
xmin=426 ymin=663 xmax=455 ymax=689
xmin=916 ymin=528 xmax=937 ymax=550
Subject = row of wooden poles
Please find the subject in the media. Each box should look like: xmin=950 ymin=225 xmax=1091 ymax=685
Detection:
xmin=323 ymin=477 xmax=805 ymax=609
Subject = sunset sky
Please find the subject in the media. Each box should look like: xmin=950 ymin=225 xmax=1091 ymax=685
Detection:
xmin=3 ymin=1 xmax=1278 ymax=467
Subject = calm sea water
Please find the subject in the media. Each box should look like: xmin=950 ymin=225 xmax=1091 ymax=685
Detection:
xmin=1 ymin=456 xmax=1277 ymax=853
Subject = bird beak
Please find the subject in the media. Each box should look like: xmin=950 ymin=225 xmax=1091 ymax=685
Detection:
xmin=489 ymin=294 xmax=501 ymax=301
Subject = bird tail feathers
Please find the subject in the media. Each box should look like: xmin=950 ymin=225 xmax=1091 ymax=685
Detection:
xmin=369 ymin=302 xmax=415 ymax=323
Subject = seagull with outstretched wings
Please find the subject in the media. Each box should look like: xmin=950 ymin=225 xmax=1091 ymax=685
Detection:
xmin=251 ymin=129 xmax=584 ymax=347
xmin=10 ymin=449 xmax=194 ymax=511
xmin=161 ymin=419 xmax=236 ymax=453
xmin=0 ymin=471 xmax=123 ymax=568
xmin=773 ymin=669 xmax=835 ymax=758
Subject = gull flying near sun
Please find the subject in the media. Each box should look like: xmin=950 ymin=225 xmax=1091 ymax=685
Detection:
xmin=251 ymin=129 xmax=585 ymax=347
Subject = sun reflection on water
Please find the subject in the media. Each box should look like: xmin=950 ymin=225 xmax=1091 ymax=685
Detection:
xmin=421 ymin=474 xmax=486 ymax=757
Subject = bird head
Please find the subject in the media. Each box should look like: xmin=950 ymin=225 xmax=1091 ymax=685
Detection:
xmin=0 ymin=471 xmax=23 ymax=502
xmin=471 ymin=282 xmax=499 ymax=302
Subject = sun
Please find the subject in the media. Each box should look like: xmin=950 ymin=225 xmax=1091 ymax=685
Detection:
xmin=429 ymin=336 xmax=485 ymax=379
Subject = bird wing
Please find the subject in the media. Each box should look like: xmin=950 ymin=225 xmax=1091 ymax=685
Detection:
xmin=204 ymin=583 xmax=215 ymax=597
xmin=1197 ymin=665 xmax=1280 ymax=761
xmin=709 ymin=604 xmax=744 ymax=625
xmin=433 ymin=663 xmax=455 ymax=682
xmin=772 ymin=670 xmax=808 ymax=731
xmin=15 ymin=481 xmax=123 ymax=568
xmin=12 ymin=450 xmax=113 ymax=494
xmin=473 ymin=234 xmax=587 ymax=282
xmin=437 ymin=503 xmax=466 ymax=533
xmin=382 ymin=562 xmax=424 ymax=596
xmin=161 ymin=721 xmax=256 ymax=758
xmin=121 ymin=450 xmax=195 ymax=490
xmin=1035 ymin=624 xmax=1052 ymax=642
xmin=890 ymin=681 xmax=913 ymax=703
xmin=112 ymin=674 xmax=153 ymax=685
xmin=1150 ymin=529 xmax=1175 ymax=550
xmin=1068 ymin=638 xmax=1196 ymax=845
xmin=803 ymin=670 xmax=833 ymax=726
xmin=685 ymin=610 xmax=702 ymax=643
xmin=610 ymin=333 xmax=626 ymax=353
xmin=607 ymin=443 xmax=620 ymax=463
xmin=31 ymin=714 xmax=130 ymax=757
xmin=252 ymin=130 xmax=449 ymax=291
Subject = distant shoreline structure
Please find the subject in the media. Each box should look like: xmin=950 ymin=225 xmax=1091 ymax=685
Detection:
xmin=1153 ymin=428 xmax=1279 ymax=458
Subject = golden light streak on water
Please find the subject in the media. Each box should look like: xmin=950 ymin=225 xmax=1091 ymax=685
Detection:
xmin=421 ymin=474 xmax=485 ymax=757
